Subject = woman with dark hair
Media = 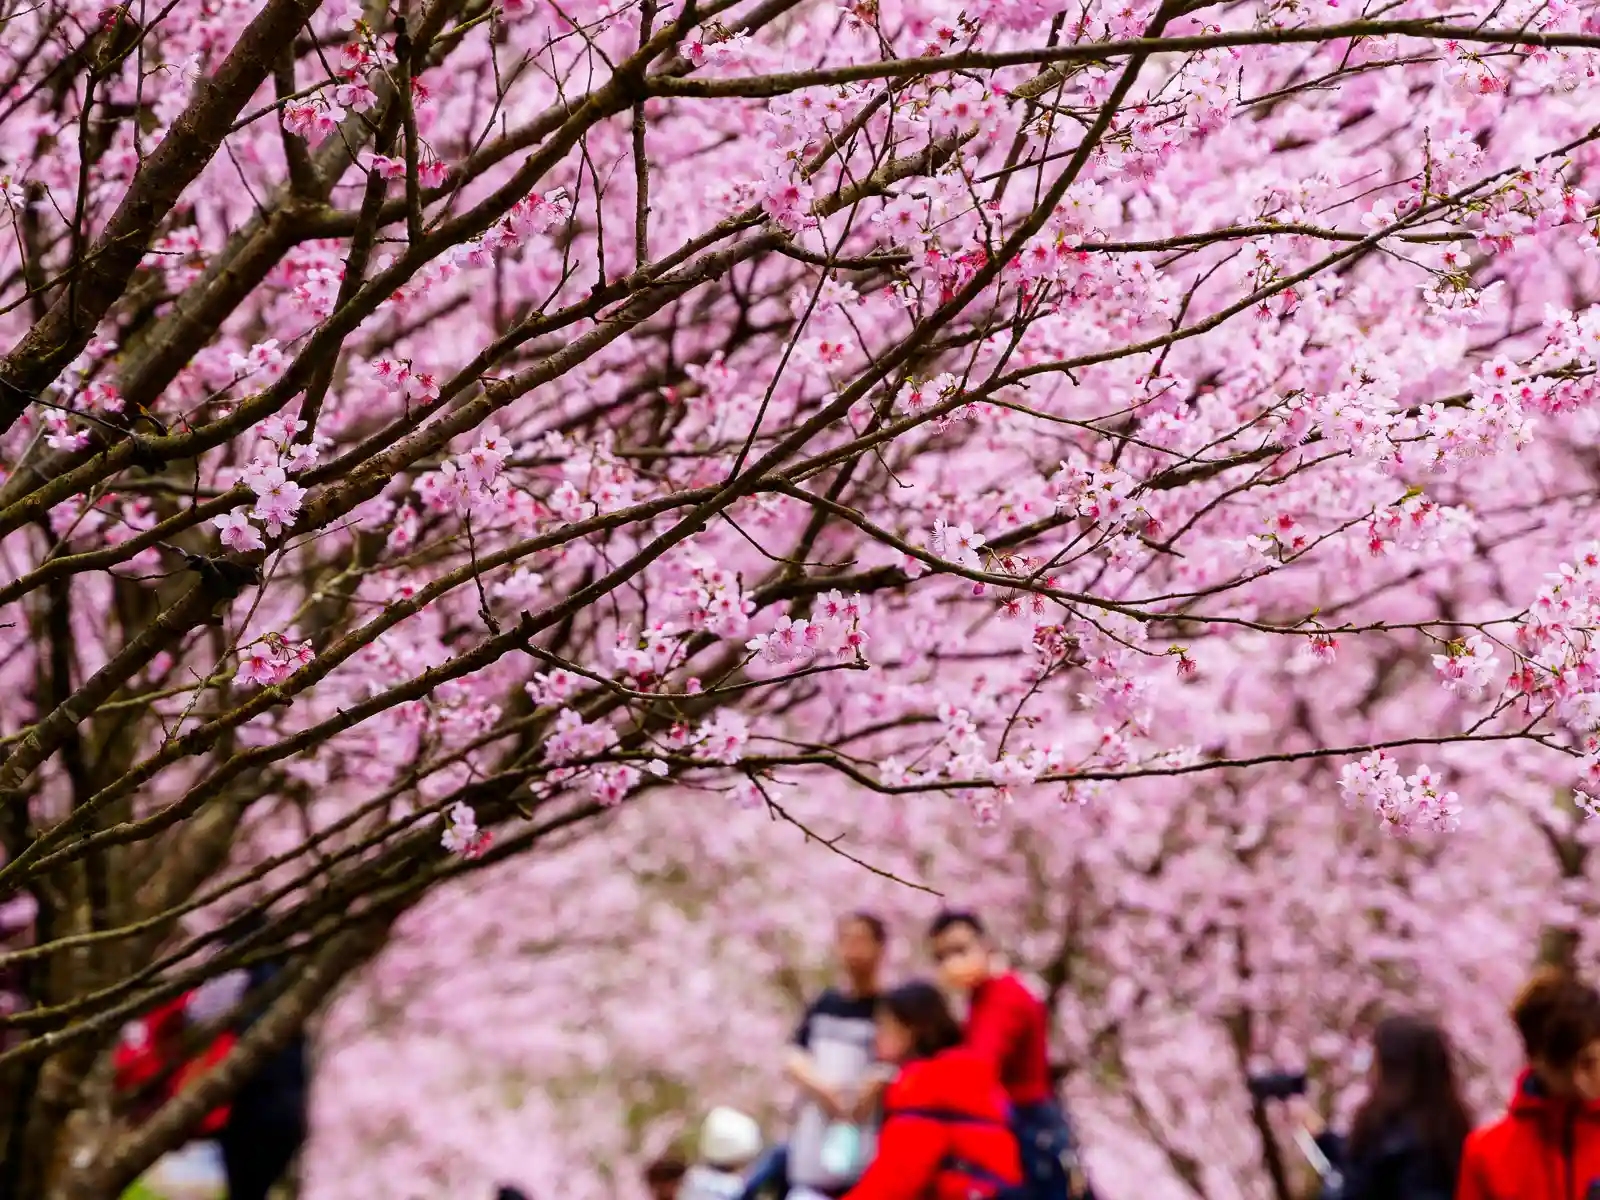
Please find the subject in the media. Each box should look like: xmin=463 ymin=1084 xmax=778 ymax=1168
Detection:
xmin=1294 ymin=1014 xmax=1468 ymax=1200
xmin=1458 ymin=968 xmax=1600 ymax=1200
xmin=841 ymin=981 xmax=1022 ymax=1200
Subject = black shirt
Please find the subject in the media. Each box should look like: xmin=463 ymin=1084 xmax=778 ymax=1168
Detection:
xmin=792 ymin=987 xmax=879 ymax=1049
xmin=1316 ymin=1123 xmax=1458 ymax=1200
xmin=227 ymin=961 xmax=309 ymax=1132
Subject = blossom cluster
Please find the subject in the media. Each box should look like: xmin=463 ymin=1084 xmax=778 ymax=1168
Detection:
xmin=1339 ymin=751 xmax=1464 ymax=835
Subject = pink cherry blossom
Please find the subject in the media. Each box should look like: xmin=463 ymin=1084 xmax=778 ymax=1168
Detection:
xmin=5 ymin=0 xmax=1600 ymax=1194
xmin=212 ymin=510 xmax=265 ymax=553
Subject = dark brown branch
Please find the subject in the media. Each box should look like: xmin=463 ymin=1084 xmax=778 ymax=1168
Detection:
xmin=0 ymin=0 xmax=331 ymax=436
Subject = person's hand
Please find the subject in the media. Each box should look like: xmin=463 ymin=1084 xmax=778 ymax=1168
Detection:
xmin=816 ymin=1086 xmax=850 ymax=1121
xmin=851 ymin=1076 xmax=886 ymax=1122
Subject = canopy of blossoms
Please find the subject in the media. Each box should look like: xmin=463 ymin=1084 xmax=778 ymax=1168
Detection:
xmin=2 ymin=0 xmax=1600 ymax=1192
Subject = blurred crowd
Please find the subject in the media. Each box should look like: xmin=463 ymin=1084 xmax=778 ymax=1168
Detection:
xmin=606 ymin=913 xmax=1600 ymax=1200
xmin=633 ymin=909 xmax=1101 ymax=1200
xmin=14 ymin=903 xmax=1600 ymax=1200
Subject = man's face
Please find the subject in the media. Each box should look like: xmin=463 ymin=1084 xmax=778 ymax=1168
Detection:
xmin=931 ymin=922 xmax=989 ymax=991
xmin=837 ymin=918 xmax=883 ymax=977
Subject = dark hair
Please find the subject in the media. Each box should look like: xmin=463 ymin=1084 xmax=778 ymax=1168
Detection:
xmin=1512 ymin=967 xmax=1600 ymax=1068
xmin=841 ymin=911 xmax=887 ymax=945
xmin=644 ymin=1155 xmax=688 ymax=1185
xmin=881 ymin=980 xmax=965 ymax=1059
xmin=927 ymin=909 xmax=985 ymax=940
xmin=496 ymin=1189 xmax=533 ymax=1200
xmin=1347 ymin=1015 xmax=1471 ymax=1169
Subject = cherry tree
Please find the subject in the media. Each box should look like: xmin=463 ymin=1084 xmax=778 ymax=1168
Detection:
xmin=3 ymin=0 xmax=1600 ymax=1194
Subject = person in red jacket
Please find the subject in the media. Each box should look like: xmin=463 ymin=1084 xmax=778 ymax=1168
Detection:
xmin=1458 ymin=967 xmax=1600 ymax=1200
xmin=929 ymin=910 xmax=1086 ymax=1200
xmin=112 ymin=991 xmax=235 ymax=1136
xmin=843 ymin=980 xmax=1022 ymax=1200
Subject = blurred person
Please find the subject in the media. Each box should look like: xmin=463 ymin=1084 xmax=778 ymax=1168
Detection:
xmin=111 ymin=984 xmax=235 ymax=1200
xmin=1458 ymin=967 xmax=1600 ymax=1200
xmin=645 ymin=1154 xmax=689 ymax=1200
xmin=841 ymin=980 xmax=1022 ymax=1200
xmin=112 ymin=992 xmax=234 ymax=1133
xmin=1289 ymin=1014 xmax=1468 ymax=1200
xmin=208 ymin=916 xmax=310 ymax=1200
xmin=682 ymin=1108 xmax=764 ymax=1200
xmin=928 ymin=910 xmax=1086 ymax=1200
xmin=735 ymin=1144 xmax=790 ymax=1200
xmin=786 ymin=913 xmax=890 ymax=1199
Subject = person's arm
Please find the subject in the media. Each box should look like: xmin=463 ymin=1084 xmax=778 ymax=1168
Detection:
xmin=1289 ymin=1098 xmax=1348 ymax=1177
xmin=841 ymin=1116 xmax=946 ymax=1200
xmin=851 ymin=1064 xmax=896 ymax=1122
xmin=965 ymin=986 xmax=1027 ymax=1078
xmin=785 ymin=1002 xmax=846 ymax=1118
xmin=1453 ymin=1145 xmax=1487 ymax=1200
xmin=786 ymin=1048 xmax=845 ymax=1113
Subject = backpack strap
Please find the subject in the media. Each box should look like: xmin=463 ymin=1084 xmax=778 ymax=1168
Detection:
xmin=940 ymin=1156 xmax=1014 ymax=1186
xmin=884 ymin=1105 xmax=1012 ymax=1129
xmin=884 ymin=1108 xmax=1018 ymax=1199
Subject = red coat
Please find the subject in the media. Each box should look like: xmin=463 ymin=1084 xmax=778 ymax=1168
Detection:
xmin=112 ymin=993 xmax=234 ymax=1136
xmin=844 ymin=1047 xmax=1022 ymax=1200
xmin=966 ymin=973 xmax=1052 ymax=1107
xmin=1457 ymin=1070 xmax=1600 ymax=1200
